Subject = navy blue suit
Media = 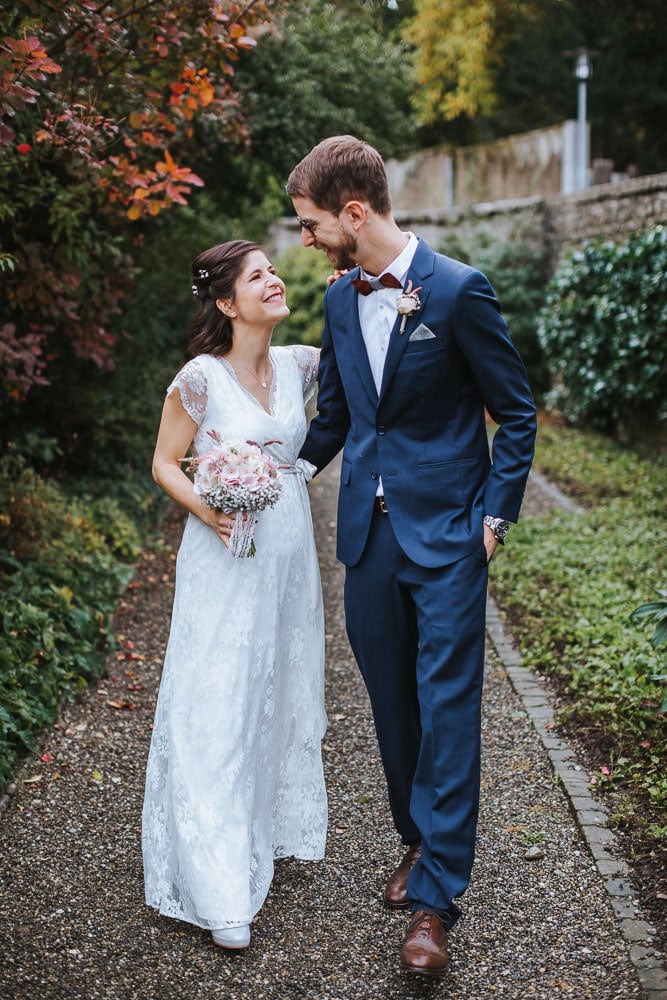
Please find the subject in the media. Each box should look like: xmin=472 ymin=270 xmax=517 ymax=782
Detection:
xmin=301 ymin=238 xmax=536 ymax=922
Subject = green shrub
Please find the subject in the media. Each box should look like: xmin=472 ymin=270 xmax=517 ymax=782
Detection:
xmin=631 ymin=591 xmax=667 ymax=653
xmin=0 ymin=455 xmax=140 ymax=792
xmin=440 ymin=218 xmax=551 ymax=398
xmin=272 ymin=246 xmax=333 ymax=347
xmin=537 ymin=225 xmax=667 ymax=433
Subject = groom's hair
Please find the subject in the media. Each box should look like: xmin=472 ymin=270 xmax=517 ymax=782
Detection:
xmin=286 ymin=135 xmax=392 ymax=216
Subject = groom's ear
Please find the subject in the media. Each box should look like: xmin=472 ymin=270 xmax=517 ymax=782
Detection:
xmin=339 ymin=200 xmax=368 ymax=231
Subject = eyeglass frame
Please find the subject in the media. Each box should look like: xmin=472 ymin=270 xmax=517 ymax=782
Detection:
xmin=294 ymin=206 xmax=343 ymax=235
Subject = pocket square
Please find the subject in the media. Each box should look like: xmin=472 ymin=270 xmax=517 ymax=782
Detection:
xmin=409 ymin=324 xmax=436 ymax=342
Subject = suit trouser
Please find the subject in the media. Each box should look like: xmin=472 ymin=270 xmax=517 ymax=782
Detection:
xmin=344 ymin=508 xmax=488 ymax=923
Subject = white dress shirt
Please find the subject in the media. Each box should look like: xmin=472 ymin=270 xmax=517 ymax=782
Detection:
xmin=358 ymin=233 xmax=419 ymax=394
xmin=358 ymin=233 xmax=419 ymax=496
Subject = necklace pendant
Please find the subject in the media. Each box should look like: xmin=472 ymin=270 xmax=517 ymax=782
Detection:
xmin=260 ymin=380 xmax=267 ymax=389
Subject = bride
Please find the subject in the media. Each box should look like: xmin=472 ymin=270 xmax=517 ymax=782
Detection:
xmin=142 ymin=240 xmax=327 ymax=950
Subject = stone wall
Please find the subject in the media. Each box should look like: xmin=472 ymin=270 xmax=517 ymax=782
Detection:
xmin=543 ymin=171 xmax=667 ymax=264
xmin=271 ymin=171 xmax=667 ymax=270
xmin=391 ymin=197 xmax=546 ymax=260
xmin=394 ymin=171 xmax=667 ymax=268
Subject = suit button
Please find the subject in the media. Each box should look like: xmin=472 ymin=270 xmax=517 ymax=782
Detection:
xmin=377 ymin=426 xmax=386 ymax=435
xmin=371 ymin=472 xmax=379 ymax=480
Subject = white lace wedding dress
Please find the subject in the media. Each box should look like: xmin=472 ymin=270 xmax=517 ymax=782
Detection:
xmin=142 ymin=345 xmax=327 ymax=932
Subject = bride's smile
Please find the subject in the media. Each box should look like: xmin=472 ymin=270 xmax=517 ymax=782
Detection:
xmin=222 ymin=250 xmax=290 ymax=329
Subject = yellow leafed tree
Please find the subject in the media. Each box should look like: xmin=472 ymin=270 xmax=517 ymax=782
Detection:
xmin=405 ymin=0 xmax=512 ymax=123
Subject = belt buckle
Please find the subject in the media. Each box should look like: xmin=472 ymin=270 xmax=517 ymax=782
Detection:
xmin=377 ymin=495 xmax=389 ymax=514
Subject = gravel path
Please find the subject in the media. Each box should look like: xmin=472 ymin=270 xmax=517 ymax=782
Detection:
xmin=0 ymin=461 xmax=645 ymax=999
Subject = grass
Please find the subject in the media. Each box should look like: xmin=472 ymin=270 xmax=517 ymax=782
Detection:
xmin=490 ymin=419 xmax=666 ymax=845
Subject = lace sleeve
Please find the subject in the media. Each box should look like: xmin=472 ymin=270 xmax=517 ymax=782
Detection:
xmin=286 ymin=344 xmax=320 ymax=403
xmin=166 ymin=357 xmax=208 ymax=425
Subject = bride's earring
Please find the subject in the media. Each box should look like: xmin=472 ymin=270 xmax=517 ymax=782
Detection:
xmin=216 ymin=299 xmax=236 ymax=318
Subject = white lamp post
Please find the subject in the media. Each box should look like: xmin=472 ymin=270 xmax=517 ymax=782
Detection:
xmin=574 ymin=47 xmax=592 ymax=191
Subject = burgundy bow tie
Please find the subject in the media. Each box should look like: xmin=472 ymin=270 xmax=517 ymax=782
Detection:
xmin=351 ymin=272 xmax=403 ymax=295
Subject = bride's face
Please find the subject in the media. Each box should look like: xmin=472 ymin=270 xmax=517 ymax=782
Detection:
xmin=224 ymin=251 xmax=290 ymax=327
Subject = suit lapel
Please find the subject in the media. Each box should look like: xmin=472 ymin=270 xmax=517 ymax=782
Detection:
xmin=379 ymin=240 xmax=435 ymax=401
xmin=337 ymin=270 xmax=378 ymax=407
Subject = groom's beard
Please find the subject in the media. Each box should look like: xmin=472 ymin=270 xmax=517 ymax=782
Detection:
xmin=319 ymin=232 xmax=358 ymax=271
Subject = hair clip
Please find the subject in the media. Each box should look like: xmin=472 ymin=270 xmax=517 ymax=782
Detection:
xmin=197 ymin=268 xmax=209 ymax=280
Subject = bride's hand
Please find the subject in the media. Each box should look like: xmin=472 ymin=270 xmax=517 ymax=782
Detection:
xmin=326 ymin=268 xmax=349 ymax=286
xmin=202 ymin=507 xmax=237 ymax=546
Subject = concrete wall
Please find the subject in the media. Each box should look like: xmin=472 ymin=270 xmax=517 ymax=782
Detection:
xmin=454 ymin=123 xmax=575 ymax=204
xmin=386 ymin=123 xmax=582 ymax=212
xmin=385 ymin=148 xmax=455 ymax=212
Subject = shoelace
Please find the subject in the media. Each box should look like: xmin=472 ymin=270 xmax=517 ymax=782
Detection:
xmin=409 ymin=911 xmax=441 ymax=938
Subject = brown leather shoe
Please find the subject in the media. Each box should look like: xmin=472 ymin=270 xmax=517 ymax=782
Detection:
xmin=383 ymin=842 xmax=421 ymax=908
xmin=400 ymin=909 xmax=449 ymax=977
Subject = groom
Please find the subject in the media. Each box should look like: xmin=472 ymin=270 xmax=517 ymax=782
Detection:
xmin=287 ymin=136 xmax=536 ymax=976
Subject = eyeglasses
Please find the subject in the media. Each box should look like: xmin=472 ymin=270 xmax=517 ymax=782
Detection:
xmin=295 ymin=215 xmax=321 ymax=235
xmin=295 ymin=207 xmax=341 ymax=235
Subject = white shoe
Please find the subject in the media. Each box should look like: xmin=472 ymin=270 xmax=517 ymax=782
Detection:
xmin=212 ymin=924 xmax=251 ymax=950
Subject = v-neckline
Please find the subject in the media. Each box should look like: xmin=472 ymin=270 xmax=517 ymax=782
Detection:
xmin=215 ymin=351 xmax=277 ymax=417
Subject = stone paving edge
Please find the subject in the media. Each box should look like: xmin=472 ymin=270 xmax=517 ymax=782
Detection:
xmin=486 ymin=595 xmax=667 ymax=1000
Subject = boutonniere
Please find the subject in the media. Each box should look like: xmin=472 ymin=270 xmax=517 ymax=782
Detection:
xmin=396 ymin=280 xmax=423 ymax=334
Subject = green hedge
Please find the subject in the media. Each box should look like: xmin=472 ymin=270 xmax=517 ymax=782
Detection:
xmin=491 ymin=422 xmax=666 ymax=838
xmin=272 ymin=245 xmax=333 ymax=347
xmin=538 ymin=225 xmax=667 ymax=433
xmin=439 ymin=218 xmax=552 ymax=399
xmin=0 ymin=454 xmax=143 ymax=793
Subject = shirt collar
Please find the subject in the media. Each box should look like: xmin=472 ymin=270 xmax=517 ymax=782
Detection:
xmin=360 ymin=232 xmax=419 ymax=287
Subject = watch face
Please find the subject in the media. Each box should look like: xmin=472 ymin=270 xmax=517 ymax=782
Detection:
xmin=495 ymin=520 xmax=510 ymax=538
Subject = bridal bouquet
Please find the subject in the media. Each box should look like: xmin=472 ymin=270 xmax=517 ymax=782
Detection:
xmin=184 ymin=432 xmax=283 ymax=557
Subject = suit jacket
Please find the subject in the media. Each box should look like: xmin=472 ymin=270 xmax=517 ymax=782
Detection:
xmin=300 ymin=238 xmax=537 ymax=568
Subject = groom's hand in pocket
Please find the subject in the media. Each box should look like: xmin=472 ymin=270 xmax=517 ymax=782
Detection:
xmin=483 ymin=523 xmax=499 ymax=563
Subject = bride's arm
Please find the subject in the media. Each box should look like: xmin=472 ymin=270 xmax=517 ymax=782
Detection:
xmin=152 ymin=390 xmax=234 ymax=545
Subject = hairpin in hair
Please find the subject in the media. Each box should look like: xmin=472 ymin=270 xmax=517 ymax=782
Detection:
xmin=191 ymin=268 xmax=210 ymax=297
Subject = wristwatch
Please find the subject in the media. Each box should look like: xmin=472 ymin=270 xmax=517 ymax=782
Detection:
xmin=483 ymin=515 xmax=511 ymax=542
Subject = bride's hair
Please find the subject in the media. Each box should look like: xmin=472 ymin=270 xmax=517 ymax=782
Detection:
xmin=188 ymin=240 xmax=261 ymax=357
